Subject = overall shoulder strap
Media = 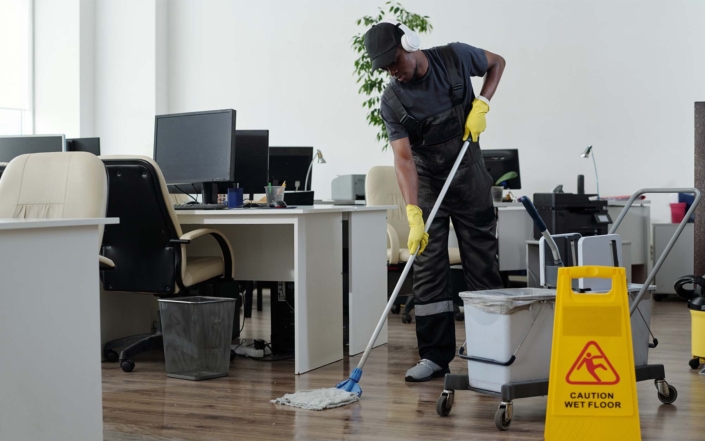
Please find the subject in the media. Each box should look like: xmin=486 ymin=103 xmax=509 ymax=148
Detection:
xmin=438 ymin=45 xmax=464 ymax=107
xmin=383 ymin=83 xmax=422 ymax=139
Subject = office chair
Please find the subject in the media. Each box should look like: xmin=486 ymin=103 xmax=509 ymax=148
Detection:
xmin=99 ymin=156 xmax=237 ymax=373
xmin=365 ymin=166 xmax=464 ymax=323
xmin=0 ymin=153 xmax=110 ymax=266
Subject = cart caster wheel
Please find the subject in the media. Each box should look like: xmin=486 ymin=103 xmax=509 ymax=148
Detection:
xmin=391 ymin=305 xmax=401 ymax=314
xmin=455 ymin=312 xmax=464 ymax=322
xmin=654 ymin=294 xmax=667 ymax=302
xmin=402 ymin=313 xmax=412 ymax=324
xmin=436 ymin=394 xmax=453 ymax=417
xmin=657 ymin=385 xmax=678 ymax=404
xmin=230 ymin=349 xmax=236 ymax=361
xmin=494 ymin=408 xmax=512 ymax=431
xmin=104 ymin=350 xmax=119 ymax=362
xmin=689 ymin=357 xmax=701 ymax=370
xmin=120 ymin=360 xmax=135 ymax=373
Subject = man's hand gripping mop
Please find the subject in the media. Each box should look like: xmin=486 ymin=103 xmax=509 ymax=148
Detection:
xmin=271 ymin=140 xmax=473 ymax=410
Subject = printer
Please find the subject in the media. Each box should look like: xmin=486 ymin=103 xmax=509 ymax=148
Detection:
xmin=331 ymin=174 xmax=366 ymax=202
xmin=533 ymin=193 xmax=612 ymax=239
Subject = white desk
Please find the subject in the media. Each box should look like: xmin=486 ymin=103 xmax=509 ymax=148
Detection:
xmin=495 ymin=203 xmax=534 ymax=271
xmin=447 ymin=203 xmax=534 ymax=271
xmin=0 ymin=218 xmax=117 ymax=441
xmin=176 ymin=205 xmax=393 ymax=374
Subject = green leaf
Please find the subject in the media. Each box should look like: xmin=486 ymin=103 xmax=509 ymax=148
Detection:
xmin=495 ymin=171 xmax=518 ymax=186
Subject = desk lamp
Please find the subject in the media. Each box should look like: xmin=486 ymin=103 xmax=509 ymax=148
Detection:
xmin=581 ymin=145 xmax=599 ymax=199
xmin=304 ymin=149 xmax=326 ymax=192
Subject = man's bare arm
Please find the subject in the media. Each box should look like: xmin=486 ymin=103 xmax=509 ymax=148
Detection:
xmin=390 ymin=137 xmax=418 ymax=206
xmin=480 ymin=50 xmax=506 ymax=100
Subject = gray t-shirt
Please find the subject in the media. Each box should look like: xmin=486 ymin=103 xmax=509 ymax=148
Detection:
xmin=380 ymin=42 xmax=488 ymax=142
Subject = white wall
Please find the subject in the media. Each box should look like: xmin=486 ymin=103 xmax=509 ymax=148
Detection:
xmin=167 ymin=0 xmax=385 ymax=199
xmin=34 ymin=0 xmax=81 ymax=136
xmin=94 ymin=0 xmax=167 ymax=156
xmin=79 ymin=0 xmax=95 ymax=136
xmin=34 ymin=0 xmax=96 ymax=138
xmin=165 ymin=0 xmax=705 ymax=221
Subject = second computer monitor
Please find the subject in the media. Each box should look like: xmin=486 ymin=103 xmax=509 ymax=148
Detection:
xmin=0 ymin=135 xmax=65 ymax=163
xmin=66 ymin=137 xmax=100 ymax=155
xmin=482 ymin=149 xmax=521 ymax=190
xmin=268 ymin=147 xmax=313 ymax=191
xmin=230 ymin=130 xmax=269 ymax=199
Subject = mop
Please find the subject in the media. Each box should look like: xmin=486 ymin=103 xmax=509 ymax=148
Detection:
xmin=271 ymin=140 xmax=472 ymax=410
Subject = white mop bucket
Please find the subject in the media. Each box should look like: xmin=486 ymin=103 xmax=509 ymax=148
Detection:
xmin=459 ymin=285 xmax=654 ymax=393
xmin=460 ymin=288 xmax=556 ymax=393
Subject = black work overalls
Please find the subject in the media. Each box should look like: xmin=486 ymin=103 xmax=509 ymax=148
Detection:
xmin=383 ymin=45 xmax=504 ymax=368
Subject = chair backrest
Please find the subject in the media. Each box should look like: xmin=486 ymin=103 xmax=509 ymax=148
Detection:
xmin=0 ymin=153 xmax=108 ymax=240
xmin=366 ymin=166 xmax=409 ymax=246
xmin=99 ymin=155 xmax=185 ymax=295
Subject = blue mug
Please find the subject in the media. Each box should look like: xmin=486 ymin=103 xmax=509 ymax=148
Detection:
xmin=227 ymin=188 xmax=244 ymax=208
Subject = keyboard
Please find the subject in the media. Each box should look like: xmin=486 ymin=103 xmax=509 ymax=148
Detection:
xmin=174 ymin=203 xmax=227 ymax=210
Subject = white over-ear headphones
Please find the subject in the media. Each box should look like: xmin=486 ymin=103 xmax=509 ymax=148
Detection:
xmin=396 ymin=22 xmax=421 ymax=52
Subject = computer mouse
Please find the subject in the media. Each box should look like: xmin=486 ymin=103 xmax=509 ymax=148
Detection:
xmin=273 ymin=200 xmax=288 ymax=208
xmin=185 ymin=200 xmax=198 ymax=205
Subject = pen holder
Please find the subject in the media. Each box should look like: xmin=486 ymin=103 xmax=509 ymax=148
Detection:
xmin=227 ymin=188 xmax=244 ymax=208
xmin=265 ymin=186 xmax=285 ymax=207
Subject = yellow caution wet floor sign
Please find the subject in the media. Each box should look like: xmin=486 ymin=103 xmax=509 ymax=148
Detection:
xmin=545 ymin=266 xmax=640 ymax=440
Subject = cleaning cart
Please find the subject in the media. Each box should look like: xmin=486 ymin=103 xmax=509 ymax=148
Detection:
xmin=435 ymin=188 xmax=701 ymax=431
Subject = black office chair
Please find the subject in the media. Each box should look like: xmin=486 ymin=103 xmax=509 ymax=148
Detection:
xmin=100 ymin=156 xmax=238 ymax=373
xmin=0 ymin=163 xmax=6 ymax=180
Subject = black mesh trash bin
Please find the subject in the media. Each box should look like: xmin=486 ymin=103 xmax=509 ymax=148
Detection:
xmin=158 ymin=296 xmax=235 ymax=380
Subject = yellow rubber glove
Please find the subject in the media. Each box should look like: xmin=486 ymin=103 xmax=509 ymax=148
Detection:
xmin=406 ymin=204 xmax=429 ymax=256
xmin=463 ymin=98 xmax=490 ymax=142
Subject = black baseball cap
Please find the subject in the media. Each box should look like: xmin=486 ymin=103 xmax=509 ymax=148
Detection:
xmin=364 ymin=23 xmax=403 ymax=71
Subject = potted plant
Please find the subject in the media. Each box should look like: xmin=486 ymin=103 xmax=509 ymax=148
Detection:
xmin=492 ymin=171 xmax=518 ymax=202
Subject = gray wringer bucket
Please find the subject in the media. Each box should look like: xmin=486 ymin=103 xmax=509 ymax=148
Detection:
xmin=158 ymin=296 xmax=235 ymax=380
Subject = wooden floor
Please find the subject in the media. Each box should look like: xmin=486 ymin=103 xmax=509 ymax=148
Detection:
xmin=103 ymin=294 xmax=705 ymax=440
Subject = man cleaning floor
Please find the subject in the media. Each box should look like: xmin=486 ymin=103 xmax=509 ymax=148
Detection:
xmin=364 ymin=22 xmax=506 ymax=382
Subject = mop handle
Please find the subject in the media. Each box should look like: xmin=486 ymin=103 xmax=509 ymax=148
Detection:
xmin=356 ymin=140 xmax=471 ymax=370
xmin=519 ymin=196 xmax=563 ymax=266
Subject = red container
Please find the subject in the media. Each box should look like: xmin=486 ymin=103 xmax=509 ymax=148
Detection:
xmin=670 ymin=202 xmax=687 ymax=224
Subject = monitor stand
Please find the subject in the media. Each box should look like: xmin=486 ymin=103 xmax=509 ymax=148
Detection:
xmin=201 ymin=182 xmax=219 ymax=204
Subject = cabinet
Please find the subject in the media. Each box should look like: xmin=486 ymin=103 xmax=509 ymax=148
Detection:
xmin=608 ymin=201 xmax=650 ymax=282
xmin=652 ymin=223 xmax=694 ymax=294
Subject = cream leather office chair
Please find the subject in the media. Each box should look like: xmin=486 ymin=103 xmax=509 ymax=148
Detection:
xmin=366 ymin=166 xmax=463 ymax=323
xmin=99 ymin=156 xmax=237 ymax=373
xmin=0 ymin=153 xmax=111 ymax=267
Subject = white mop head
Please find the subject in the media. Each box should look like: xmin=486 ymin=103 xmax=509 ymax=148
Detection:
xmin=271 ymin=388 xmax=359 ymax=410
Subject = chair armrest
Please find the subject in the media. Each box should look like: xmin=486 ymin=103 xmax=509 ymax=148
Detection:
xmin=99 ymin=255 xmax=115 ymax=270
xmin=387 ymin=223 xmax=400 ymax=264
xmin=180 ymin=228 xmax=235 ymax=279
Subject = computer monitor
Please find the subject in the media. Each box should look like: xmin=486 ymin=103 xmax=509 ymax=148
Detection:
xmin=154 ymin=109 xmax=236 ymax=203
xmin=0 ymin=135 xmax=66 ymax=162
xmin=230 ymin=130 xmax=269 ymax=200
xmin=482 ymin=149 xmax=521 ymax=189
xmin=268 ymin=147 xmax=313 ymax=191
xmin=167 ymin=130 xmax=269 ymax=201
xmin=66 ymin=137 xmax=100 ymax=155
